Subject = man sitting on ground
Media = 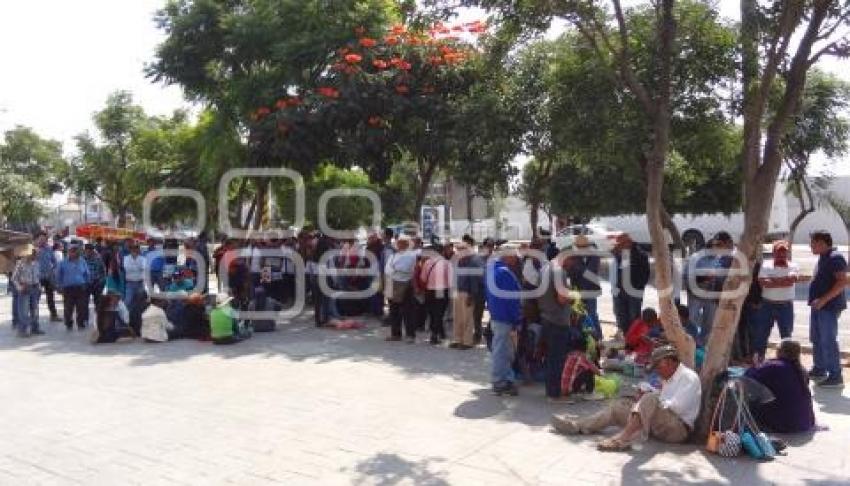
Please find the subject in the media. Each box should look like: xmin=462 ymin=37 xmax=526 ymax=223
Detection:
xmin=552 ymin=345 xmax=701 ymax=451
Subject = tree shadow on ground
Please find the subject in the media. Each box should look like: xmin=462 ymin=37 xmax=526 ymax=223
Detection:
xmin=346 ymin=453 xmax=449 ymax=486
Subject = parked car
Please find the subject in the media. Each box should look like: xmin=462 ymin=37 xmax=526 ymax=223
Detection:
xmin=554 ymin=224 xmax=621 ymax=252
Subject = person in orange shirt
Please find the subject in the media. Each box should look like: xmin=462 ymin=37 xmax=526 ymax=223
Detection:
xmin=625 ymin=308 xmax=663 ymax=360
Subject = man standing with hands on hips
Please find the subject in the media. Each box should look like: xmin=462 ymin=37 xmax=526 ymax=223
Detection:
xmin=808 ymin=231 xmax=847 ymax=388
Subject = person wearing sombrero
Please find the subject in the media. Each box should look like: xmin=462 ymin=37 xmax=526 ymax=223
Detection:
xmin=11 ymin=246 xmax=44 ymax=337
xmin=552 ymin=346 xmax=701 ymax=451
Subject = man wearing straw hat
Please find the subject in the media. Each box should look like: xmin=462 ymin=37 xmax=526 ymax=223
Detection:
xmin=552 ymin=345 xmax=701 ymax=451
xmin=12 ymin=246 xmax=44 ymax=337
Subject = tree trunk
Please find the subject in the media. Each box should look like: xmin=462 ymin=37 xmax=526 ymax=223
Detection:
xmin=243 ymin=198 xmax=257 ymax=230
xmin=635 ymin=0 xmax=693 ymax=369
xmin=696 ymin=0 xmax=829 ymax=440
xmin=647 ymin=162 xmax=695 ymax=369
xmin=788 ymin=175 xmax=815 ymax=255
xmin=414 ymin=159 xmax=438 ymax=226
xmin=530 ymin=200 xmax=540 ymax=240
xmin=465 ymin=185 xmax=474 ymax=222
xmin=660 ymin=205 xmax=684 ymax=252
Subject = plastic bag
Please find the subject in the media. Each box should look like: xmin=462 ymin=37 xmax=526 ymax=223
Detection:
xmin=116 ymin=300 xmax=129 ymax=324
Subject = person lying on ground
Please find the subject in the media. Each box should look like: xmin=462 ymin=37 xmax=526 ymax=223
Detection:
xmin=552 ymin=345 xmax=701 ymax=452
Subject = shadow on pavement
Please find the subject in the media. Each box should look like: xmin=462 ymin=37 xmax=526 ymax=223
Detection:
xmin=812 ymin=387 xmax=850 ymax=415
xmin=348 ymin=453 xmax=449 ymax=486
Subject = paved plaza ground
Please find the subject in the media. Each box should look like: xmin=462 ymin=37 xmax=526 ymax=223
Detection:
xmin=2 ymin=291 xmax=850 ymax=486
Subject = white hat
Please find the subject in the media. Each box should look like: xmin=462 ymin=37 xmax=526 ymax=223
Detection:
xmin=215 ymin=293 xmax=234 ymax=307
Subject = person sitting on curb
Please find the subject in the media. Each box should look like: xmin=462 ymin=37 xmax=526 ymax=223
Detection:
xmin=625 ymin=308 xmax=663 ymax=363
xmin=551 ymin=345 xmax=701 ymax=452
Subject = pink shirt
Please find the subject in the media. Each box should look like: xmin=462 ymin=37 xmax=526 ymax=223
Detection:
xmin=421 ymin=258 xmax=452 ymax=290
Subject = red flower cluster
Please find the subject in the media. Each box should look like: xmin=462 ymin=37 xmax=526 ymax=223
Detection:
xmin=316 ymin=87 xmax=340 ymax=98
xmin=373 ymin=59 xmax=389 ymax=70
xmin=359 ymin=37 xmax=377 ymax=48
xmin=344 ymin=53 xmax=363 ymax=64
xmin=275 ymin=97 xmax=302 ymax=110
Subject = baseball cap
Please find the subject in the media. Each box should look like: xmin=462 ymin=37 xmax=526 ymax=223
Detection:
xmin=647 ymin=345 xmax=679 ymax=370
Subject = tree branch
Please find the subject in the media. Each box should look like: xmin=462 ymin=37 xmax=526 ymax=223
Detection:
xmin=610 ymin=0 xmax=656 ymax=117
xmin=757 ymin=1 xmax=832 ymax=187
xmin=757 ymin=1 xmax=802 ymax=108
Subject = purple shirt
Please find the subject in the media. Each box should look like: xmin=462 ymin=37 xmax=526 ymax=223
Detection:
xmin=745 ymin=359 xmax=815 ymax=433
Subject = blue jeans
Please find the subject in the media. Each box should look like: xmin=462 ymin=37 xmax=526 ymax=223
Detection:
xmin=689 ymin=295 xmax=718 ymax=342
xmin=490 ymin=320 xmax=517 ymax=385
xmin=124 ymin=281 xmax=144 ymax=306
xmin=810 ymin=308 xmax=843 ymax=379
xmin=10 ymin=282 xmax=20 ymax=328
xmin=322 ymin=291 xmax=341 ymax=321
xmin=16 ymin=286 xmax=41 ymax=334
xmin=613 ymin=291 xmax=643 ymax=334
xmin=761 ymin=301 xmax=794 ymax=338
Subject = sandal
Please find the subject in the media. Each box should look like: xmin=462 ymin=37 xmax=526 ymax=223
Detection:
xmin=597 ymin=438 xmax=631 ymax=452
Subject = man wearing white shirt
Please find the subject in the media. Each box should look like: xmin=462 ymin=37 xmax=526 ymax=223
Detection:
xmin=122 ymin=244 xmax=147 ymax=316
xmin=755 ymin=240 xmax=799 ymax=362
xmin=385 ymin=235 xmax=417 ymax=342
xmin=552 ymin=346 xmax=701 ymax=451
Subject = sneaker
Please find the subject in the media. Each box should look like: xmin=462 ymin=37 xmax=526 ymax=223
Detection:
xmin=817 ymin=376 xmax=845 ymax=388
xmin=492 ymin=382 xmax=519 ymax=397
xmin=809 ymin=370 xmax=828 ymax=383
xmin=31 ymin=330 xmax=45 ymax=335
xmin=385 ymin=336 xmax=402 ymax=342
xmin=551 ymin=415 xmax=580 ymax=435
xmin=50 ymin=315 xmax=62 ymax=323
xmin=448 ymin=343 xmax=461 ymax=349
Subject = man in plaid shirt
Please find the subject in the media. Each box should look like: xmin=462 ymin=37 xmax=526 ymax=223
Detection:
xmin=84 ymin=244 xmax=107 ymax=312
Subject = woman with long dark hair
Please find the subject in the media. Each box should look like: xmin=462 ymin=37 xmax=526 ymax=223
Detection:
xmin=744 ymin=339 xmax=816 ymax=433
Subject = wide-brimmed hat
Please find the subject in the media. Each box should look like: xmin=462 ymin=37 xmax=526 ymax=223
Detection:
xmin=647 ymin=345 xmax=679 ymax=370
xmin=573 ymin=235 xmax=591 ymax=248
xmin=13 ymin=244 xmax=35 ymax=257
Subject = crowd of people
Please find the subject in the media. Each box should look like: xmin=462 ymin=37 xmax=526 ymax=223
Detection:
xmin=6 ymin=225 xmax=847 ymax=452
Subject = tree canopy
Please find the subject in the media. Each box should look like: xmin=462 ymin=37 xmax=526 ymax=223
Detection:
xmin=0 ymin=126 xmax=68 ymax=227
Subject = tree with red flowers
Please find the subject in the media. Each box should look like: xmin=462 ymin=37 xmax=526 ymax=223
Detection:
xmin=252 ymin=19 xmax=516 ymax=222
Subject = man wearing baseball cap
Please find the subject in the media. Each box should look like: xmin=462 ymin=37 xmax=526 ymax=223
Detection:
xmin=552 ymin=345 xmax=701 ymax=451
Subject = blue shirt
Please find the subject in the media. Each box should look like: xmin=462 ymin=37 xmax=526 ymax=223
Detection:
xmin=56 ymin=258 xmax=91 ymax=289
xmin=37 ymin=244 xmax=57 ymax=280
xmin=809 ymin=248 xmax=847 ymax=313
xmin=145 ymin=248 xmax=165 ymax=273
xmin=485 ymin=259 xmax=522 ymax=326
